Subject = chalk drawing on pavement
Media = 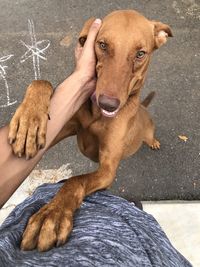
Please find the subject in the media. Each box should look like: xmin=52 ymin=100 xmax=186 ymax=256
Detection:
xmin=20 ymin=19 xmax=50 ymax=80
xmin=0 ymin=54 xmax=17 ymax=108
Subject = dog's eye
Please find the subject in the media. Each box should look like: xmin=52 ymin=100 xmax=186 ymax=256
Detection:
xmin=99 ymin=42 xmax=107 ymax=50
xmin=136 ymin=51 xmax=146 ymax=59
xmin=79 ymin=36 xmax=87 ymax=47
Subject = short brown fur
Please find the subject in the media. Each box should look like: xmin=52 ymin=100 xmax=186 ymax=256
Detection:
xmin=9 ymin=10 xmax=172 ymax=251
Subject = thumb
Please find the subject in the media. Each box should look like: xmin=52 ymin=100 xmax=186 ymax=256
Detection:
xmin=84 ymin=19 xmax=102 ymax=49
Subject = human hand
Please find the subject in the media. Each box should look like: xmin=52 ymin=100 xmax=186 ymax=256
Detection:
xmin=74 ymin=19 xmax=102 ymax=93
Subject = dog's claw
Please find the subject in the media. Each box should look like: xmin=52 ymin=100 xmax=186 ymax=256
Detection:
xmin=38 ymin=144 xmax=44 ymax=150
xmin=150 ymin=139 xmax=160 ymax=150
xmin=9 ymin=138 xmax=14 ymax=145
xmin=56 ymin=240 xmax=62 ymax=247
xmin=8 ymin=138 xmax=16 ymax=145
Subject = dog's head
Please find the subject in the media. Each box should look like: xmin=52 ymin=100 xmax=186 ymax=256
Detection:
xmin=79 ymin=10 xmax=172 ymax=117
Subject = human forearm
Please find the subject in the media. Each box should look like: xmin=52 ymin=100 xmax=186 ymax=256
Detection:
xmin=0 ymin=72 xmax=93 ymax=207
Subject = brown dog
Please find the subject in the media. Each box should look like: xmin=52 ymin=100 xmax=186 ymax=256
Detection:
xmin=8 ymin=10 xmax=172 ymax=251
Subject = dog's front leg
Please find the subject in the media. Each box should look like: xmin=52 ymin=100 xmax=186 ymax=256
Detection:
xmin=8 ymin=80 xmax=53 ymax=159
xmin=21 ymin=144 xmax=122 ymax=252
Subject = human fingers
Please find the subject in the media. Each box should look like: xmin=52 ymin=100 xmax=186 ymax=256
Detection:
xmin=82 ymin=19 xmax=102 ymax=53
xmin=75 ymin=43 xmax=83 ymax=61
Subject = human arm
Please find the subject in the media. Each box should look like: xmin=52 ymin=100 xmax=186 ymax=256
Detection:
xmin=0 ymin=19 xmax=102 ymax=207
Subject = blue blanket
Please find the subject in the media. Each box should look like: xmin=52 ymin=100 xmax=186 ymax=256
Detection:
xmin=0 ymin=182 xmax=192 ymax=267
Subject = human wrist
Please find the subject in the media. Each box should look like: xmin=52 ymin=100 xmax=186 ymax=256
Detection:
xmin=55 ymin=71 xmax=93 ymax=113
xmin=69 ymin=70 xmax=95 ymax=102
xmin=72 ymin=69 xmax=92 ymax=89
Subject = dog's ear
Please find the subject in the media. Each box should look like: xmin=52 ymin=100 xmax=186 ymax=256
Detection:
xmin=79 ymin=17 xmax=96 ymax=47
xmin=151 ymin=21 xmax=173 ymax=49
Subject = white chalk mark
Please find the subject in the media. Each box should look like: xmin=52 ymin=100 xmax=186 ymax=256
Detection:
xmin=20 ymin=19 xmax=50 ymax=80
xmin=0 ymin=54 xmax=17 ymax=108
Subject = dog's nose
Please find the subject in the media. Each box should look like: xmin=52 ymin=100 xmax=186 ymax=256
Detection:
xmin=98 ymin=94 xmax=120 ymax=112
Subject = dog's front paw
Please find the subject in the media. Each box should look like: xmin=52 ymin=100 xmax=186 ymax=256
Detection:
xmin=8 ymin=80 xmax=53 ymax=159
xmin=150 ymin=139 xmax=160 ymax=150
xmin=21 ymin=201 xmax=73 ymax=251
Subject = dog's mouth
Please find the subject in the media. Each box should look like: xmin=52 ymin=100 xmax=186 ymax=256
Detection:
xmin=90 ymin=92 xmax=97 ymax=104
xmin=90 ymin=92 xmax=120 ymax=118
xmin=100 ymin=107 xmax=120 ymax=117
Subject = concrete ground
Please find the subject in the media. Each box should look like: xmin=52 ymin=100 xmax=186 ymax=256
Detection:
xmin=0 ymin=0 xmax=199 ymax=266
xmin=143 ymin=201 xmax=200 ymax=266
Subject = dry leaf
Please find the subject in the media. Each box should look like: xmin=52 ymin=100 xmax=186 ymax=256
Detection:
xmin=178 ymin=135 xmax=188 ymax=142
xmin=60 ymin=34 xmax=72 ymax=47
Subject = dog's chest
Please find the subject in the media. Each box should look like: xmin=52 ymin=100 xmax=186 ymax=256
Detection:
xmin=76 ymin=114 xmax=115 ymax=162
xmin=76 ymin=126 xmax=99 ymax=162
xmin=76 ymin=101 xmax=142 ymax=162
